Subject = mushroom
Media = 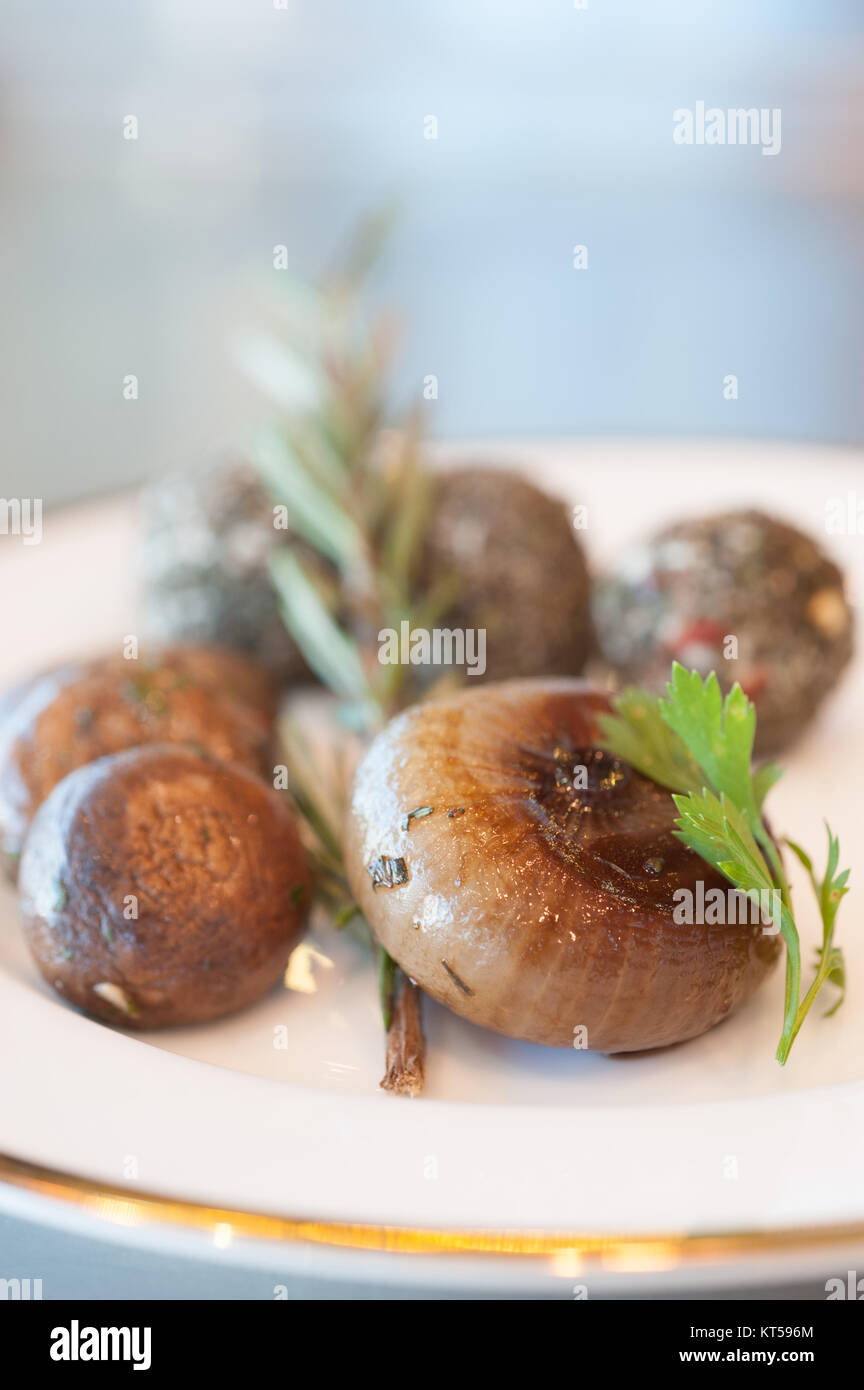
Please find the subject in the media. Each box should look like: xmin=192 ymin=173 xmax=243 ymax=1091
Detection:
xmin=419 ymin=467 xmax=593 ymax=684
xmin=139 ymin=458 xmax=308 ymax=684
xmin=344 ymin=679 xmax=780 ymax=1053
xmin=593 ymin=510 xmax=854 ymax=754
xmin=19 ymin=744 xmax=310 ymax=1028
xmin=0 ymin=648 xmax=276 ymax=871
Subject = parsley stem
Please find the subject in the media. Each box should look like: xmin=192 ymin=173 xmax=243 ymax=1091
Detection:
xmin=755 ymin=832 xmax=801 ymax=1063
xmin=774 ymin=904 xmax=801 ymax=1064
xmin=754 ymin=827 xmax=792 ymax=911
xmin=781 ymin=954 xmax=832 ymax=1061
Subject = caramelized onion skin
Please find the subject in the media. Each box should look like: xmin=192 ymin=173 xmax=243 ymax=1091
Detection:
xmin=345 ymin=680 xmax=781 ymax=1053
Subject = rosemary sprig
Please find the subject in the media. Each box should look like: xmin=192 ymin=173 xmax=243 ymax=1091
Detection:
xmin=278 ymin=715 xmax=369 ymax=940
xmin=240 ymin=217 xmax=443 ymax=726
xmin=279 ymin=712 xmax=425 ymax=1095
xmin=241 ymin=223 xmax=442 ymax=1093
xmin=599 ymin=663 xmax=848 ymax=1063
xmin=380 ymin=974 xmax=426 ymax=1098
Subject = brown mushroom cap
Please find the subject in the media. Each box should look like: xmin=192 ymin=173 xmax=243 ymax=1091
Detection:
xmin=593 ymin=509 xmax=854 ymax=756
xmin=419 ymin=468 xmax=593 ymax=683
xmin=0 ymin=656 xmax=274 ymax=867
xmin=158 ymin=645 xmax=279 ymax=722
xmin=0 ymin=663 xmax=85 ymax=727
xmin=18 ymin=744 xmax=310 ymax=1028
xmin=139 ymin=458 xmax=310 ymax=684
xmin=345 ymin=679 xmax=780 ymax=1053
xmin=0 ymin=646 xmax=277 ymax=731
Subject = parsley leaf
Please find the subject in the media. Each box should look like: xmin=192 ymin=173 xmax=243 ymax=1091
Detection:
xmin=596 ymin=687 xmax=705 ymax=797
xmin=600 ymin=664 xmax=848 ymax=1063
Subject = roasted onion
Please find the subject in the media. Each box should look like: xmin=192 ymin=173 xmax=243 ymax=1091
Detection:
xmin=345 ymin=680 xmax=780 ymax=1053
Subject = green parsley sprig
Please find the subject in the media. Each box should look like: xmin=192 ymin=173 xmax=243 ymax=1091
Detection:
xmin=599 ymin=663 xmax=848 ymax=1064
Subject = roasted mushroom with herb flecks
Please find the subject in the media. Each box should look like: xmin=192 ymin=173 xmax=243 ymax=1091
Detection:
xmin=0 ymin=651 xmax=275 ymax=872
xmin=419 ymin=467 xmax=593 ymax=684
xmin=593 ymin=510 xmax=854 ymax=755
xmin=139 ymin=459 xmax=308 ymax=683
xmin=18 ymin=744 xmax=310 ymax=1028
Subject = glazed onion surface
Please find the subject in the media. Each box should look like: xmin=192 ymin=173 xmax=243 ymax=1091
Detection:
xmin=345 ymin=679 xmax=780 ymax=1052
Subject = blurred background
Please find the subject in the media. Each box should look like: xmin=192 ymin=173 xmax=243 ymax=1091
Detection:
xmin=1 ymin=0 xmax=863 ymax=505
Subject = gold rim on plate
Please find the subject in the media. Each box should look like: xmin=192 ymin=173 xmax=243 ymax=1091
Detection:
xmin=2 ymin=1151 xmax=863 ymax=1269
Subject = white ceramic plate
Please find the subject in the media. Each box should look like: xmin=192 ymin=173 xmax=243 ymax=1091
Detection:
xmin=1 ymin=440 xmax=863 ymax=1297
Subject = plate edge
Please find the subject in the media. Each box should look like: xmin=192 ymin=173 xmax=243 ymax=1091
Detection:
xmin=1 ymin=1150 xmax=863 ymax=1268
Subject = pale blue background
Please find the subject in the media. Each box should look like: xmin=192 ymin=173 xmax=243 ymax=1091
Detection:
xmin=1 ymin=1 xmax=864 ymax=506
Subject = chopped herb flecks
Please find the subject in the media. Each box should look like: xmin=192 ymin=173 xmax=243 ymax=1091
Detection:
xmin=441 ymin=959 xmax=474 ymax=996
xmin=124 ymin=680 xmax=169 ymax=717
xmin=367 ymin=855 xmax=409 ymax=890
